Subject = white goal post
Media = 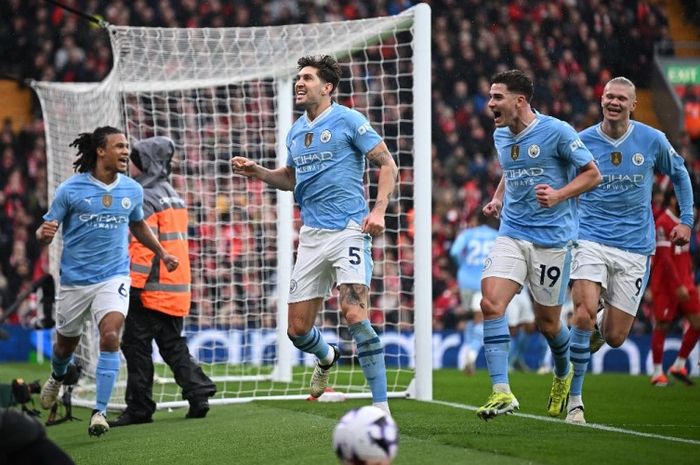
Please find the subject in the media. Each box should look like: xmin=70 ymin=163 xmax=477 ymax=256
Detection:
xmin=32 ymin=4 xmax=432 ymax=409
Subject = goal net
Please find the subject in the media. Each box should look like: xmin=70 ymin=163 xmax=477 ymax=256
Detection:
xmin=32 ymin=4 xmax=432 ymax=410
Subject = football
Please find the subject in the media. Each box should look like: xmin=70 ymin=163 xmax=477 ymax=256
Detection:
xmin=332 ymin=406 xmax=399 ymax=465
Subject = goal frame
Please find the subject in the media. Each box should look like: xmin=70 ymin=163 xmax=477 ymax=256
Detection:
xmin=32 ymin=4 xmax=432 ymax=409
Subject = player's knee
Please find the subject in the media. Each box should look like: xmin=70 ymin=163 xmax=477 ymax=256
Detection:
xmin=54 ymin=335 xmax=79 ymax=358
xmin=53 ymin=345 xmax=73 ymax=360
xmin=286 ymin=323 xmax=309 ymax=339
xmin=605 ymin=332 xmax=626 ymax=348
xmin=536 ymin=321 xmax=559 ymax=339
xmin=572 ymin=306 xmax=596 ymax=330
xmin=99 ymin=330 xmax=121 ymax=351
xmin=479 ymin=295 xmax=503 ymax=319
xmin=533 ymin=310 xmax=560 ymax=337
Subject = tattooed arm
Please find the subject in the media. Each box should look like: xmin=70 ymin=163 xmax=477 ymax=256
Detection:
xmin=363 ymin=141 xmax=398 ymax=236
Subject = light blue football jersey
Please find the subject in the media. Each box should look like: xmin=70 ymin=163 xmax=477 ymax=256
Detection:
xmin=450 ymin=225 xmax=498 ymax=291
xmin=286 ymin=102 xmax=383 ymax=230
xmin=494 ymin=113 xmax=594 ymax=247
xmin=578 ymin=121 xmax=693 ymax=255
xmin=44 ymin=173 xmax=144 ymax=285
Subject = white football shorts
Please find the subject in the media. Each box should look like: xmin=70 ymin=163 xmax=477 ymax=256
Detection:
xmin=55 ymin=275 xmax=131 ymax=337
xmin=482 ymin=236 xmax=573 ymax=307
xmin=289 ymin=222 xmax=373 ymax=304
xmin=505 ymin=291 xmax=535 ymax=326
xmin=570 ymin=240 xmax=650 ymax=317
xmin=470 ymin=290 xmax=534 ymax=326
xmin=462 ymin=289 xmax=481 ymax=312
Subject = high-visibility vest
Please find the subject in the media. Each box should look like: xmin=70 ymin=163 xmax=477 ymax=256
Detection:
xmin=129 ymin=183 xmax=191 ymax=317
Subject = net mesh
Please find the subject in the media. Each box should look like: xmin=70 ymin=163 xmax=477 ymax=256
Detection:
xmin=33 ymin=7 xmax=424 ymax=408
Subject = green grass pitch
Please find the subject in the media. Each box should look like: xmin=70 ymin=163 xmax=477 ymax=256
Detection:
xmin=2 ymin=362 xmax=698 ymax=464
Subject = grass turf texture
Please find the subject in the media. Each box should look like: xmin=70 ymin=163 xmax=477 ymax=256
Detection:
xmin=2 ymin=362 xmax=698 ymax=465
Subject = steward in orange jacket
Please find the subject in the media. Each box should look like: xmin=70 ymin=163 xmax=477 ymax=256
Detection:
xmin=111 ymin=137 xmax=216 ymax=427
xmin=128 ymin=137 xmax=191 ymax=315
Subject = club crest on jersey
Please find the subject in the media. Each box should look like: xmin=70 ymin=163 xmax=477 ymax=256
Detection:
xmin=528 ymin=144 xmax=540 ymax=158
xmin=320 ymin=129 xmax=332 ymax=143
xmin=121 ymin=197 xmax=131 ymax=209
xmin=611 ymin=151 xmax=622 ymax=166
xmin=632 ymin=153 xmax=644 ymax=166
xmin=304 ymin=133 xmax=313 ymax=147
xmin=510 ymin=145 xmax=520 ymax=161
xmin=102 ymin=194 xmax=112 ymax=208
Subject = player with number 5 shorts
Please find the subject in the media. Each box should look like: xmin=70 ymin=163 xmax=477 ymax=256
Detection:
xmin=231 ymin=55 xmax=398 ymax=415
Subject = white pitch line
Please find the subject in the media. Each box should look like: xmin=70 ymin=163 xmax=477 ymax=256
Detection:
xmin=619 ymin=424 xmax=700 ymax=429
xmin=430 ymin=399 xmax=700 ymax=446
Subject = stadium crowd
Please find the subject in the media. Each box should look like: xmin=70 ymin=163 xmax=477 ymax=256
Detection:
xmin=1 ymin=0 xmax=699 ymax=340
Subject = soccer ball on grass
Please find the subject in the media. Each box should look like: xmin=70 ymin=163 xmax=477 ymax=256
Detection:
xmin=332 ymin=405 xmax=398 ymax=465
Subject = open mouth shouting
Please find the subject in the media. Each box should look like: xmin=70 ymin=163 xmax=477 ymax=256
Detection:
xmin=118 ymin=155 xmax=130 ymax=170
xmin=492 ymin=109 xmax=504 ymax=125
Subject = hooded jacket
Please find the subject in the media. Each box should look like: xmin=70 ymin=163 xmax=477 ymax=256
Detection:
xmin=129 ymin=136 xmax=191 ymax=317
